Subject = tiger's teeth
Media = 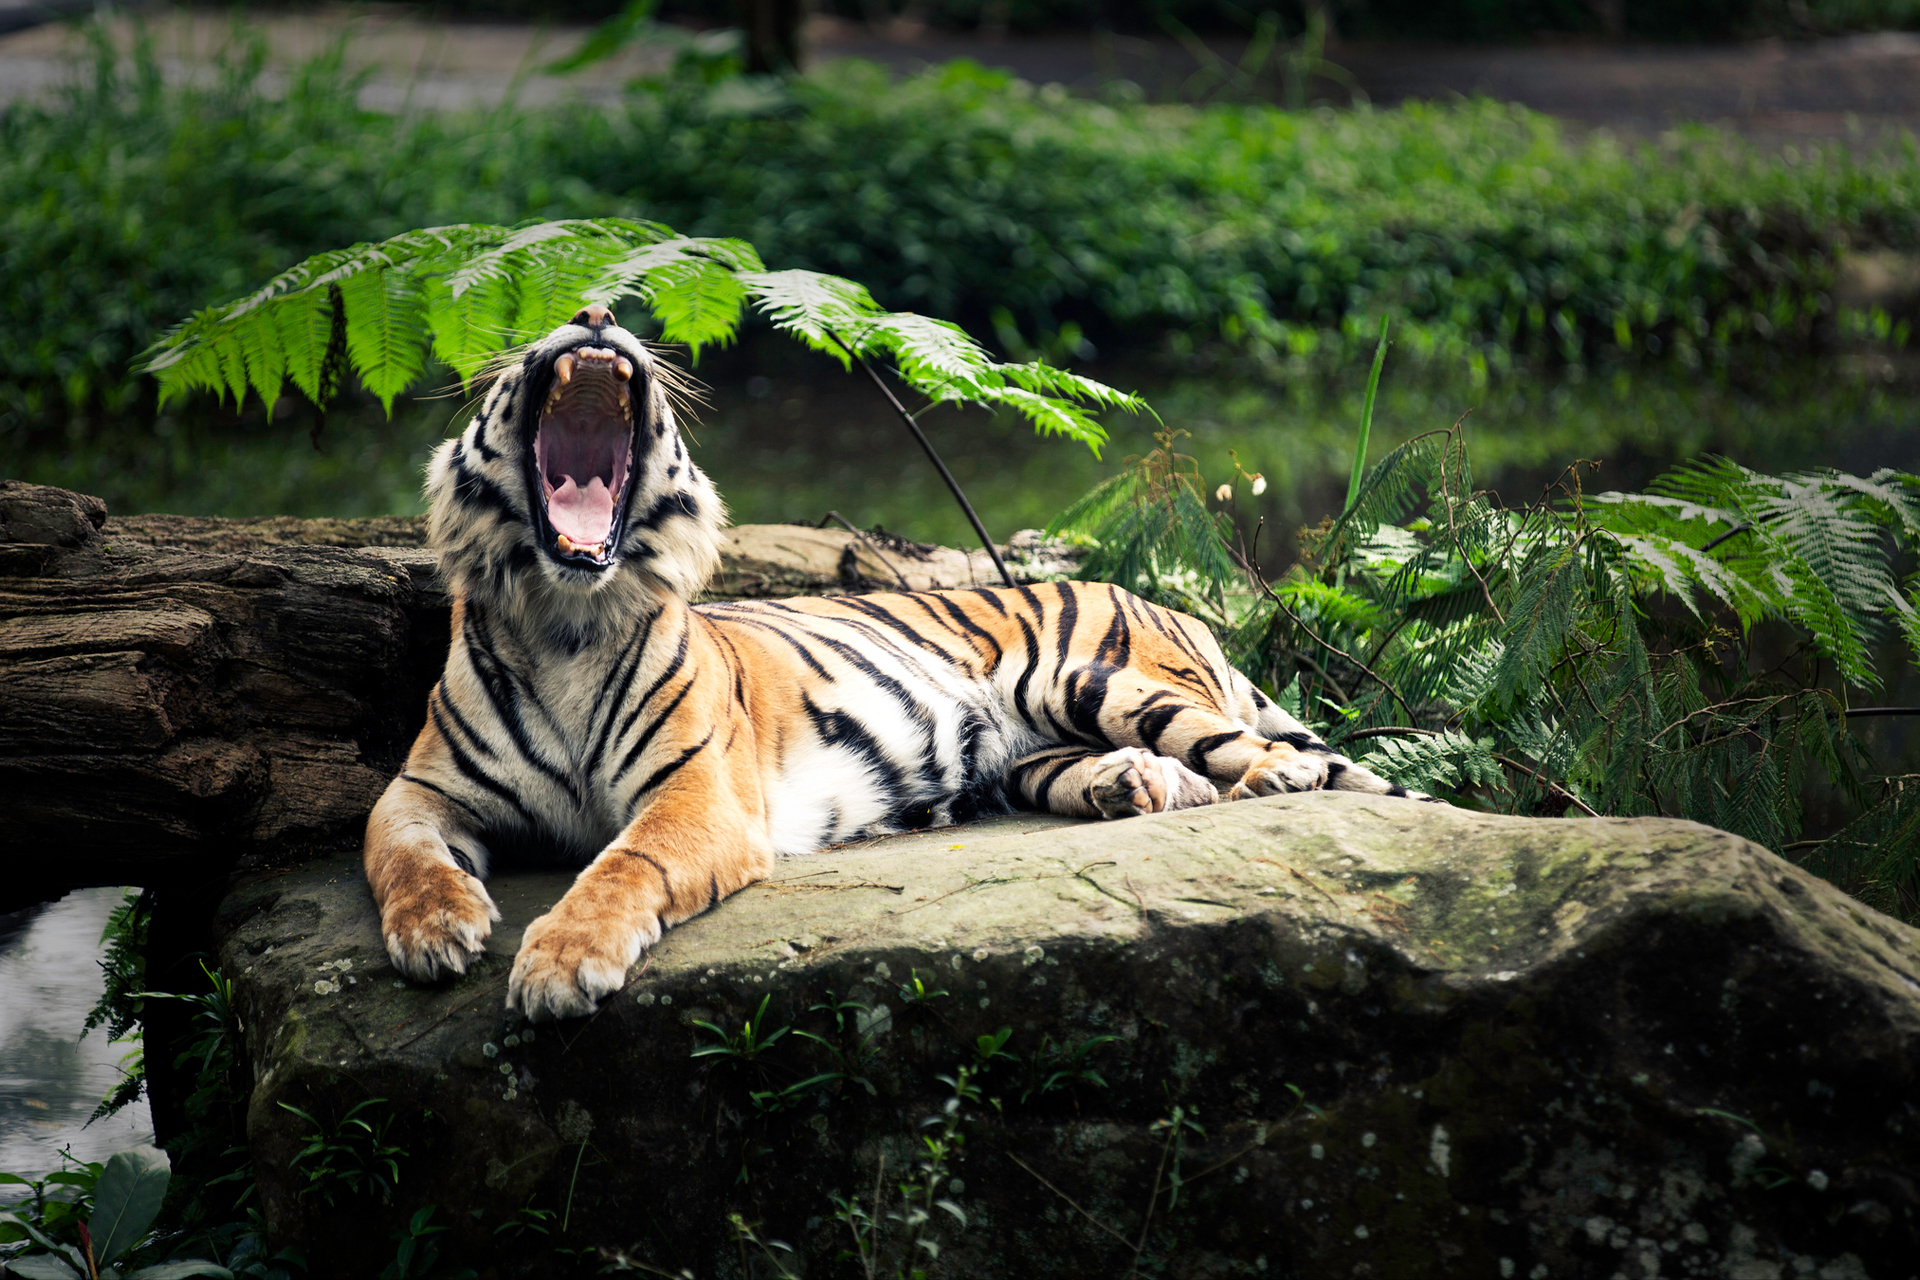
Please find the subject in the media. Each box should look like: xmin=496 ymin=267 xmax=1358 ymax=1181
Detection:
xmin=615 ymin=356 xmax=634 ymax=381
xmin=557 ymin=533 xmax=576 ymax=553
xmin=555 ymin=354 xmax=575 ymax=384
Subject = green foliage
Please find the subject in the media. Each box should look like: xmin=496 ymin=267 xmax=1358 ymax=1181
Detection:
xmin=277 ymin=1099 xmax=407 ymax=1207
xmin=138 ymin=218 xmax=1143 ymax=448
xmin=378 ymin=1207 xmax=474 ymax=1280
xmin=7 ymin=30 xmax=1920 ymax=445
xmin=82 ymin=889 xmax=151 ymax=1125
xmin=1055 ymin=390 xmax=1920 ymax=921
xmin=0 ymin=1147 xmax=232 ymax=1280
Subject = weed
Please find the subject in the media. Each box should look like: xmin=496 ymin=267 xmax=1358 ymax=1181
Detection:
xmin=278 ymin=1099 xmax=406 ymax=1207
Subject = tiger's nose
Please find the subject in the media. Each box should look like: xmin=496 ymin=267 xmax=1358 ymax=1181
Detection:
xmin=571 ymin=303 xmax=615 ymax=329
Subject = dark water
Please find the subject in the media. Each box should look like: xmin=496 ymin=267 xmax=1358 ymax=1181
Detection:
xmin=0 ymin=888 xmax=153 ymax=1182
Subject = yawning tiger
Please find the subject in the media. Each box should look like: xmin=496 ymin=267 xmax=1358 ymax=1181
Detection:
xmin=363 ymin=305 xmax=1429 ymax=1021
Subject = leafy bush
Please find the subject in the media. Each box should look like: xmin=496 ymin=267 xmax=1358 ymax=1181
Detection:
xmin=0 ymin=1147 xmax=231 ymax=1280
xmin=1053 ymin=389 xmax=1920 ymax=920
xmin=6 ymin=28 xmax=1920 ymax=447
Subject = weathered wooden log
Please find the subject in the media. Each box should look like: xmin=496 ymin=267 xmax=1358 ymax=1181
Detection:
xmin=0 ymin=480 xmax=1079 ymax=905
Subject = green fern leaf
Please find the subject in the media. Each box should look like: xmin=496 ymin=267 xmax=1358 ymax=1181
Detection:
xmin=339 ymin=267 xmax=427 ymax=416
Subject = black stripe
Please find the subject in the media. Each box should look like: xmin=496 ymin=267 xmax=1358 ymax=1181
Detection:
xmin=1010 ymin=614 xmax=1046 ymax=734
xmin=429 ymin=701 xmax=538 ymax=829
xmin=926 ymin=593 xmax=1005 ymax=661
xmin=611 ymin=621 xmax=692 ymax=747
xmin=625 ymin=852 xmax=677 ymax=909
xmin=447 ymin=846 xmax=478 ymax=876
xmin=1053 ymin=580 xmax=1081 ymax=671
xmin=1186 ymin=731 xmax=1245 ymax=772
xmin=718 ymin=614 xmax=834 ymax=678
xmin=1136 ymin=701 xmax=1185 ymax=752
xmin=462 ymin=609 xmax=581 ymax=806
xmin=583 ymin=609 xmax=660 ymax=778
xmin=628 ymin=731 xmax=714 ymax=813
xmin=616 ymin=678 xmax=696 ymax=777
xmin=432 ymin=683 xmax=497 ymax=759
xmin=805 ymin=694 xmax=906 ymax=795
xmin=1031 ymin=752 xmax=1086 ymax=809
xmin=966 ymin=588 xmax=1011 ymax=616
xmin=399 ymin=771 xmax=486 ymax=824
xmin=1387 ymin=784 xmax=1409 ymax=798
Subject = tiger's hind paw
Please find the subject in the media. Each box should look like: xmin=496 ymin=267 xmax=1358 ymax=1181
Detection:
xmin=382 ymin=865 xmax=500 ymax=983
xmin=507 ymin=909 xmax=657 ymax=1021
xmin=1227 ymin=743 xmax=1330 ymax=799
xmin=1089 ymin=748 xmax=1217 ymax=819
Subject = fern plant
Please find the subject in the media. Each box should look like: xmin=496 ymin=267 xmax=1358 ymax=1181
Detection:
xmin=1053 ymin=402 xmax=1920 ymax=922
xmin=137 ymin=218 xmax=1147 ymax=583
xmin=136 ymin=219 xmax=1143 ymax=446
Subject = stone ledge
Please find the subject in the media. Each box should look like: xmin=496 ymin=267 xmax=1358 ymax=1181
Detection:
xmin=217 ymin=794 xmax=1920 ymax=1279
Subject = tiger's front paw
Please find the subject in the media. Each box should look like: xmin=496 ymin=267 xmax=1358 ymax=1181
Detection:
xmin=507 ymin=908 xmax=659 ymax=1021
xmin=1227 ymin=744 xmax=1330 ymax=800
xmin=382 ymin=864 xmax=500 ymax=982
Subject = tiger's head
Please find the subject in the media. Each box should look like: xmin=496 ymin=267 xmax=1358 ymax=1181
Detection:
xmin=425 ymin=305 xmax=724 ymax=619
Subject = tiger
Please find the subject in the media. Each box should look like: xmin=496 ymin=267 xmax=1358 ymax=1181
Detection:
xmin=364 ymin=304 xmax=1432 ymax=1022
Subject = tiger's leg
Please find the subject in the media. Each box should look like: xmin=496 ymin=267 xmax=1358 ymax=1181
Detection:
xmin=1010 ymin=745 xmax=1217 ymax=819
xmin=1094 ymin=671 xmax=1433 ymax=801
xmin=507 ymin=747 xmax=775 ymax=1021
xmin=365 ymin=775 xmax=502 ymax=982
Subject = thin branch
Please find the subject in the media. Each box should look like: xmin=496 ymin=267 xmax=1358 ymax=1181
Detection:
xmin=1844 ymin=707 xmax=1920 ymax=718
xmin=820 ymin=511 xmax=914 ymax=590
xmin=1260 ymin=581 xmax=1415 ymax=721
xmin=1701 ymin=521 xmax=1754 ymax=553
xmin=828 ymin=329 xmax=1016 ymax=589
xmin=1334 ymin=725 xmax=1601 ymax=817
xmin=1003 ymin=1151 xmax=1137 ymax=1252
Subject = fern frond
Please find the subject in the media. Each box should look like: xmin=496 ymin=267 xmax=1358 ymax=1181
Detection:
xmin=139 ymin=220 xmax=1146 ymax=440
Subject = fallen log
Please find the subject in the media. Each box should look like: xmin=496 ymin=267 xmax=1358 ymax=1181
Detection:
xmin=0 ymin=480 xmax=1078 ymax=903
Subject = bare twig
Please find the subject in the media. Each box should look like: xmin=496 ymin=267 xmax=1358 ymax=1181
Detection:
xmin=1333 ymin=725 xmax=1601 ymax=817
xmin=1259 ymin=580 xmax=1415 ymax=721
xmin=1004 ymin=1151 xmax=1137 ymax=1250
xmin=827 ymin=328 xmax=1016 ymax=588
xmin=820 ymin=511 xmax=914 ymax=590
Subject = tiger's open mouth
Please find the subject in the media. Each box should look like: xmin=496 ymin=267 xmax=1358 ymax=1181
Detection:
xmin=534 ymin=346 xmax=635 ymax=567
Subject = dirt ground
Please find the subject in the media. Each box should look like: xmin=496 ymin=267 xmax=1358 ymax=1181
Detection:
xmin=4 ymin=3 xmax=1920 ymax=144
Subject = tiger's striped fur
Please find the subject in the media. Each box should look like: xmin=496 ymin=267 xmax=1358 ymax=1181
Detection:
xmin=364 ymin=310 xmax=1432 ymax=1021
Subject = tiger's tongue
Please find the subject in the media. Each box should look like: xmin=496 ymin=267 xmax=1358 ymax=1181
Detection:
xmin=547 ymin=476 xmax=615 ymax=546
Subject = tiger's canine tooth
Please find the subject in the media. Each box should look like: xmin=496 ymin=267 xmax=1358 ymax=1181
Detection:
xmin=557 ymin=533 xmax=576 ymax=553
xmin=555 ymin=354 xmax=575 ymax=384
xmin=615 ymin=356 xmax=634 ymax=381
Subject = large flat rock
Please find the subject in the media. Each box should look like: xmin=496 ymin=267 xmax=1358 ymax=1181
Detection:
xmin=217 ymin=794 xmax=1920 ymax=1280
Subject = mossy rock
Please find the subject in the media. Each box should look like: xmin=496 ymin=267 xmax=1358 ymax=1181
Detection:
xmin=215 ymin=795 xmax=1920 ymax=1279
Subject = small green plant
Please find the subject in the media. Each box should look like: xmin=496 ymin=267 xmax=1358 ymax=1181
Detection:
xmin=832 ymin=1068 xmax=979 ymax=1280
xmin=0 ymin=1147 xmax=231 ymax=1279
xmin=378 ymin=1207 xmax=474 ymax=1280
xmin=1021 ymin=1034 xmax=1119 ymax=1103
xmin=691 ymin=993 xmax=793 ymax=1065
xmin=277 ymin=1099 xmax=406 ymax=1207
